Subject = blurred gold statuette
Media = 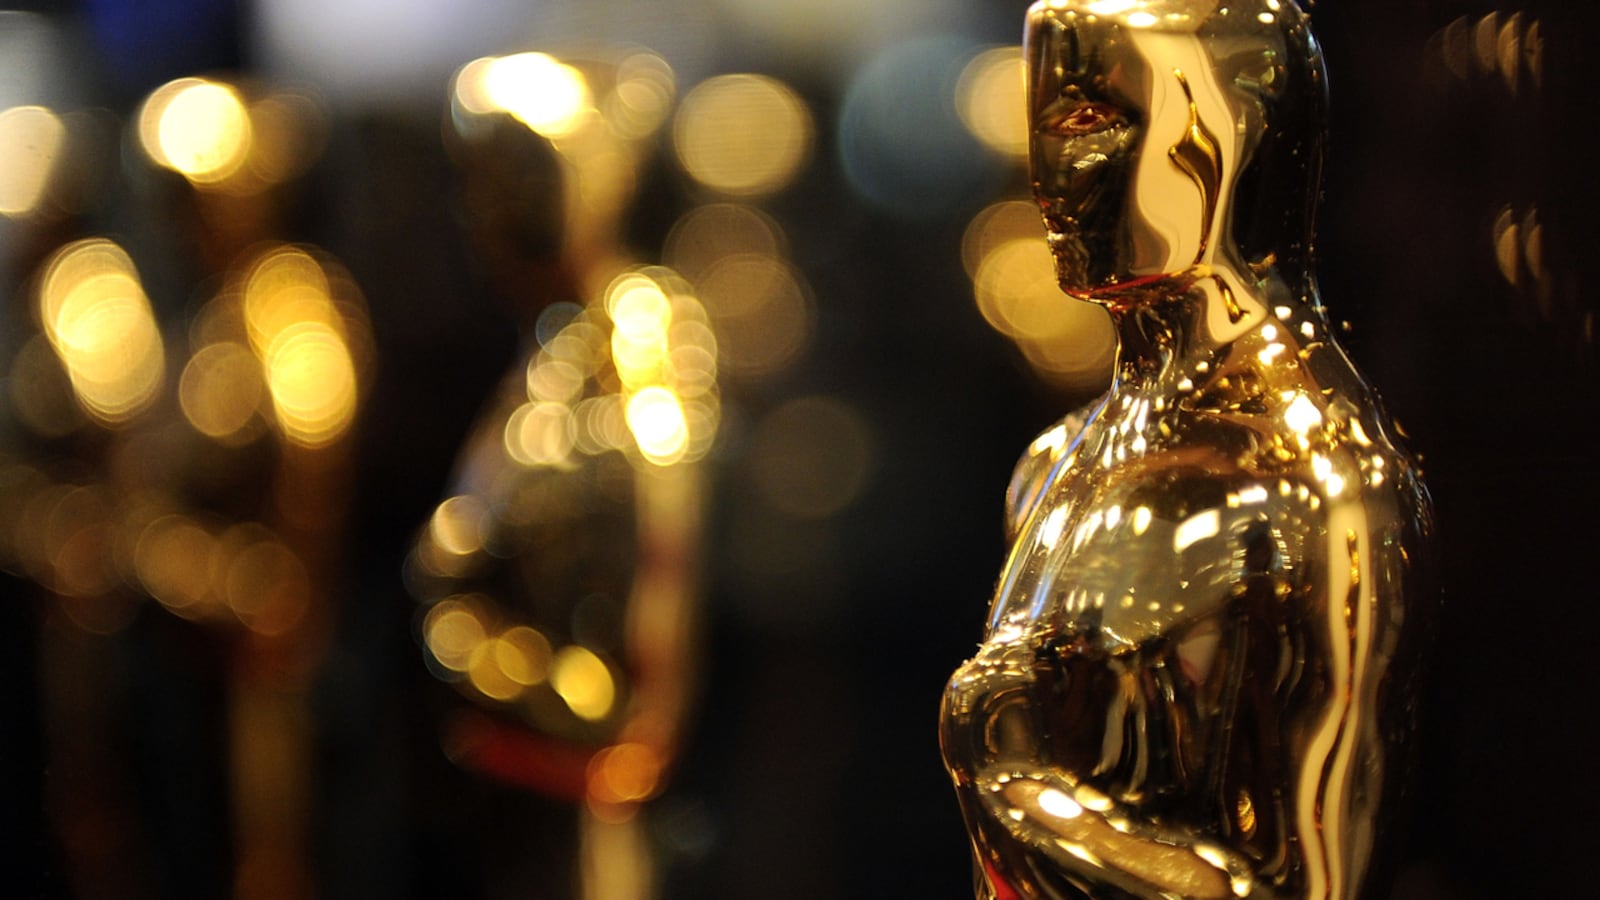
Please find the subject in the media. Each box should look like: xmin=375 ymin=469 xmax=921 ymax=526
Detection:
xmin=940 ymin=3 xmax=1435 ymax=898
xmin=412 ymin=47 xmax=709 ymax=900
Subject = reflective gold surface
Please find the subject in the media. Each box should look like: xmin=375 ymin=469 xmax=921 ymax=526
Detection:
xmin=941 ymin=3 xmax=1434 ymax=898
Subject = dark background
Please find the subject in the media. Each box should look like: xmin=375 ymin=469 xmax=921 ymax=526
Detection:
xmin=2 ymin=1 xmax=1596 ymax=897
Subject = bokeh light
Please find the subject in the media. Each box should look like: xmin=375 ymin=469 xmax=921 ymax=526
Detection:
xmin=38 ymin=484 xmax=119 ymax=600
xmin=224 ymin=536 xmax=311 ymax=636
xmin=242 ymin=90 xmax=327 ymax=188
xmin=589 ymin=743 xmax=663 ymax=806
xmin=456 ymin=52 xmax=594 ymax=139
xmin=605 ymin=52 xmax=677 ymax=140
xmin=840 ymin=36 xmax=1007 ymax=219
xmin=551 ymin=645 xmax=616 ymax=722
xmin=972 ymin=236 xmax=1115 ymax=390
xmin=967 ymin=198 xmax=1117 ymax=390
xmin=467 ymin=639 xmax=526 ymax=702
xmin=505 ymin=401 xmax=578 ymax=467
xmin=9 ymin=334 xmax=84 ymax=439
xmin=37 ymin=238 xmax=166 ymax=424
xmin=135 ymin=514 xmax=218 ymax=617
xmin=608 ymin=273 xmax=675 ymax=390
xmin=136 ymin=78 xmax=324 ymax=194
xmin=0 ymin=105 xmax=65 ymax=218
xmin=663 ymin=203 xmax=786 ymax=283
xmin=429 ymin=495 xmax=487 ymax=559
xmin=962 ymin=200 xmax=1045 ymax=279
xmin=674 ymin=74 xmax=812 ymax=197
xmin=693 ymin=254 xmax=812 ymax=378
xmin=496 ymin=626 xmax=553 ymax=687
xmin=748 ymin=396 xmax=876 ymax=519
xmin=595 ymin=269 xmax=721 ymax=467
xmin=262 ymin=323 xmax=359 ymax=448
xmin=956 ymin=46 xmax=1027 ymax=159
xmin=240 ymin=246 xmax=368 ymax=448
xmin=179 ymin=341 xmax=266 ymax=442
xmin=424 ymin=596 xmax=490 ymax=674
xmin=139 ymin=77 xmax=253 ymax=186
xmin=626 ymin=386 xmax=690 ymax=466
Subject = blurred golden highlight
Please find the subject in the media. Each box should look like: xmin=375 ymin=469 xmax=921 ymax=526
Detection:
xmin=239 ymin=246 xmax=368 ymax=448
xmin=663 ymin=203 xmax=786 ymax=282
xmin=506 ymin=401 xmax=578 ymax=467
xmin=0 ymin=105 xmax=65 ymax=218
xmin=424 ymin=596 xmax=490 ymax=674
xmin=957 ymin=47 xmax=1027 ymax=159
xmin=456 ymin=52 xmax=594 ymax=139
xmin=694 ymin=254 xmax=811 ymax=378
xmin=626 ymin=386 xmax=690 ymax=466
xmin=552 ymin=645 xmax=616 ymax=722
xmin=37 ymin=238 xmax=166 ymax=424
xmin=137 ymin=77 xmax=326 ymax=194
xmin=966 ymin=203 xmax=1115 ymax=390
xmin=263 ymin=323 xmax=358 ymax=448
xmin=588 ymin=743 xmax=663 ymax=806
xmin=674 ymin=74 xmax=812 ymax=197
xmin=748 ymin=396 xmax=876 ymax=519
xmin=606 ymin=53 xmax=677 ymax=140
xmin=593 ymin=270 xmax=720 ymax=467
xmin=139 ymin=77 xmax=252 ymax=185
xmin=180 ymin=341 xmax=265 ymax=442
xmin=429 ymin=495 xmax=487 ymax=559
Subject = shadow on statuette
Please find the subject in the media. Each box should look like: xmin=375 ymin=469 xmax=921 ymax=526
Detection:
xmin=939 ymin=3 xmax=1435 ymax=898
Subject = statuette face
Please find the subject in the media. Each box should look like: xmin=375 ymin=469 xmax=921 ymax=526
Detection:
xmin=940 ymin=3 xmax=1434 ymax=898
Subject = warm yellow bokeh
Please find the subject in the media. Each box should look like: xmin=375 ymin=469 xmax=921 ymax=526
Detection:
xmin=663 ymin=203 xmax=786 ymax=282
xmin=496 ymin=626 xmax=553 ymax=687
xmin=526 ymin=356 xmax=585 ymax=406
xmin=962 ymin=200 xmax=1044 ymax=280
xmin=456 ymin=52 xmax=593 ymax=139
xmin=694 ymin=254 xmax=810 ymax=378
xmin=957 ymin=46 xmax=1028 ymax=159
xmin=607 ymin=274 xmax=674 ymax=390
xmin=243 ymin=247 xmax=340 ymax=349
xmin=134 ymin=515 xmax=218 ymax=616
xmin=240 ymin=246 xmax=366 ymax=448
xmin=674 ymin=74 xmax=812 ymax=197
xmin=971 ymin=227 xmax=1116 ymax=390
xmin=37 ymin=239 xmax=165 ymax=424
xmin=139 ymin=78 xmax=253 ymax=185
xmin=424 ymin=597 xmax=489 ymax=674
xmin=605 ymin=52 xmax=677 ymax=140
xmin=551 ymin=645 xmax=616 ymax=721
xmin=179 ymin=341 xmax=265 ymax=441
xmin=467 ymin=639 xmax=525 ymax=702
xmin=0 ymin=105 xmax=65 ymax=218
xmin=589 ymin=743 xmax=663 ymax=805
xmin=429 ymin=495 xmax=487 ymax=558
xmin=748 ymin=396 xmax=876 ymax=519
xmin=505 ymin=401 xmax=577 ymax=468
xmin=513 ymin=269 xmax=718 ymax=469
xmin=626 ymin=386 xmax=690 ymax=467
xmin=262 ymin=322 xmax=358 ymax=448
xmin=609 ymin=279 xmax=673 ymax=347
xmin=224 ymin=537 xmax=310 ymax=636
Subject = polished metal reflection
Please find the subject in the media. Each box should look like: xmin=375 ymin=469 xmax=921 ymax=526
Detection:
xmin=941 ymin=3 xmax=1434 ymax=898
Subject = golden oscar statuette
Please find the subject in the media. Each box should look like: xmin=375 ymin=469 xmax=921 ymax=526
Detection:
xmin=940 ymin=2 xmax=1435 ymax=898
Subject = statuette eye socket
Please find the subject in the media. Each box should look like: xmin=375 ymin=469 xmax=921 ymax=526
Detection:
xmin=1044 ymin=102 xmax=1124 ymax=136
